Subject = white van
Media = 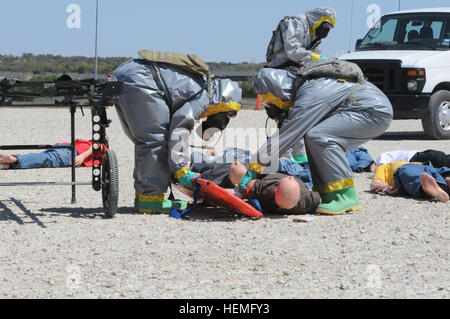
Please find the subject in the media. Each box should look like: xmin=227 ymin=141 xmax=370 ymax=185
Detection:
xmin=340 ymin=8 xmax=450 ymax=140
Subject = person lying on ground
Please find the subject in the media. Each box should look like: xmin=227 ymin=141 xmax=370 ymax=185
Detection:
xmin=175 ymin=158 xmax=319 ymax=214
xmin=409 ymin=150 xmax=450 ymax=169
xmin=0 ymin=139 xmax=107 ymax=170
xmin=375 ymin=150 xmax=421 ymax=167
xmin=346 ymin=146 xmax=376 ymax=173
xmin=190 ymin=147 xmax=314 ymax=189
xmin=190 ymin=148 xmax=251 ymax=189
xmin=370 ymin=161 xmax=450 ymax=203
xmin=375 ymin=149 xmax=450 ymax=168
xmin=246 ymin=173 xmax=321 ymax=214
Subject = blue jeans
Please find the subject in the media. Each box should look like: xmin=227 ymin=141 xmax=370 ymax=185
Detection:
xmin=394 ymin=163 xmax=450 ymax=198
xmin=13 ymin=145 xmax=77 ymax=169
xmin=346 ymin=147 xmax=374 ymax=173
xmin=279 ymin=159 xmax=313 ymax=188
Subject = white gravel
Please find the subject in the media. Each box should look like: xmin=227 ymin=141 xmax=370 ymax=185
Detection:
xmin=0 ymin=107 xmax=449 ymax=299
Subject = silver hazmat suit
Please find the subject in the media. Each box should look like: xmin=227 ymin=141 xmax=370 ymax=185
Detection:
xmin=253 ymin=68 xmax=393 ymax=193
xmin=267 ymin=7 xmax=336 ymax=68
xmin=113 ymin=59 xmax=241 ymax=196
xmin=254 ymin=68 xmax=307 ymax=159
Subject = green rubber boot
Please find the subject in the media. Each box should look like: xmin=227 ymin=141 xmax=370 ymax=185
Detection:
xmin=137 ymin=199 xmax=188 ymax=214
xmin=135 ymin=193 xmax=188 ymax=214
xmin=316 ymin=187 xmax=361 ymax=215
xmin=292 ymin=154 xmax=309 ymax=164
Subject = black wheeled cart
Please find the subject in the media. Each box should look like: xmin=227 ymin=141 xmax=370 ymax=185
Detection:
xmin=0 ymin=76 xmax=123 ymax=218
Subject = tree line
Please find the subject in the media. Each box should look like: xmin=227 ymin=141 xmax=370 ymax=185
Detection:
xmin=0 ymin=53 xmax=263 ymax=97
xmin=0 ymin=53 xmax=263 ymax=75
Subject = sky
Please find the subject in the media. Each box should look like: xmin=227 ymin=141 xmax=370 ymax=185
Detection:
xmin=1 ymin=0 xmax=450 ymax=62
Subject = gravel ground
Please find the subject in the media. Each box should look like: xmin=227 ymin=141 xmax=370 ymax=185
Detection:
xmin=0 ymin=107 xmax=449 ymax=299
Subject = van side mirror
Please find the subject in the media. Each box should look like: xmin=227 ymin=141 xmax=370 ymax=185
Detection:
xmin=355 ymin=39 xmax=363 ymax=50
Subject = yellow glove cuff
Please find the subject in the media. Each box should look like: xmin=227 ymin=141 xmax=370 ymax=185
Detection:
xmin=174 ymin=167 xmax=190 ymax=180
xmin=249 ymin=163 xmax=263 ymax=174
xmin=311 ymin=52 xmax=321 ymax=61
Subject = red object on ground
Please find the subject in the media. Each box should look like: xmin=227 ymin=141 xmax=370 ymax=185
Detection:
xmin=74 ymin=139 xmax=108 ymax=167
xmin=193 ymin=178 xmax=263 ymax=219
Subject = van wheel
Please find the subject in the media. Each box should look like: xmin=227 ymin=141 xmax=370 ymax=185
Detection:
xmin=422 ymin=90 xmax=450 ymax=140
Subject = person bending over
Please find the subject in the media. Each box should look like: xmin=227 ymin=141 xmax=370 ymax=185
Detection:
xmin=113 ymin=53 xmax=242 ymax=214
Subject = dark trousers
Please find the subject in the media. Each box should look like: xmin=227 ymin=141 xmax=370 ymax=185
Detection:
xmin=410 ymin=150 xmax=450 ymax=169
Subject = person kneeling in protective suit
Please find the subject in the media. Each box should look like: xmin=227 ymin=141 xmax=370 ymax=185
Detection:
xmin=237 ymin=67 xmax=393 ymax=215
xmin=113 ymin=52 xmax=242 ymax=214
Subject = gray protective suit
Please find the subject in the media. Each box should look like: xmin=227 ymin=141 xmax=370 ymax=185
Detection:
xmin=254 ymin=68 xmax=306 ymax=159
xmin=253 ymin=68 xmax=393 ymax=192
xmin=114 ymin=59 xmax=241 ymax=196
xmin=267 ymin=7 xmax=336 ymax=68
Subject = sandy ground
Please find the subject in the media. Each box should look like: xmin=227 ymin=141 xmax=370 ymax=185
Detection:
xmin=0 ymin=107 xmax=449 ymax=299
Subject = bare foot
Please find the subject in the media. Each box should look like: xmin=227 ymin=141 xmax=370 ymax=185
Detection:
xmin=421 ymin=173 xmax=449 ymax=203
xmin=0 ymin=163 xmax=10 ymax=170
xmin=0 ymin=153 xmax=17 ymax=164
xmin=369 ymin=163 xmax=376 ymax=173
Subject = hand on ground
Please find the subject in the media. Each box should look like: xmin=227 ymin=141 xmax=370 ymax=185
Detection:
xmin=0 ymin=153 xmax=17 ymax=164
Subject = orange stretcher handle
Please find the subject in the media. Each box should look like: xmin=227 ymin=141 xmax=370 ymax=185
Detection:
xmin=193 ymin=178 xmax=263 ymax=220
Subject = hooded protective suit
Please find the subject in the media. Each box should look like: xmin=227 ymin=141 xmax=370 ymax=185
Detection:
xmin=114 ymin=59 xmax=242 ymax=202
xmin=265 ymin=8 xmax=336 ymax=161
xmin=248 ymin=68 xmax=393 ymax=214
xmin=267 ymin=7 xmax=336 ymax=68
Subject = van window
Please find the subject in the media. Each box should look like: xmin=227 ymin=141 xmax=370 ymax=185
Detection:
xmin=357 ymin=14 xmax=450 ymax=50
xmin=404 ymin=21 xmax=443 ymax=41
xmin=360 ymin=18 xmax=398 ymax=47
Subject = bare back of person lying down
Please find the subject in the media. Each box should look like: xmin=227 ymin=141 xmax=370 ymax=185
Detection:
xmin=246 ymin=173 xmax=321 ymax=214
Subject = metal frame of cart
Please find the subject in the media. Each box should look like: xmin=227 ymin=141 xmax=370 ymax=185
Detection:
xmin=0 ymin=76 xmax=123 ymax=218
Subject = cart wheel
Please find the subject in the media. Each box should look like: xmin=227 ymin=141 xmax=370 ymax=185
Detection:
xmin=102 ymin=150 xmax=119 ymax=218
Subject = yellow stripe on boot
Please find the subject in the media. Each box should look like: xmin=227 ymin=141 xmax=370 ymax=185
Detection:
xmin=316 ymin=186 xmax=361 ymax=215
xmin=313 ymin=178 xmax=355 ymax=194
xmin=135 ymin=192 xmax=188 ymax=214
